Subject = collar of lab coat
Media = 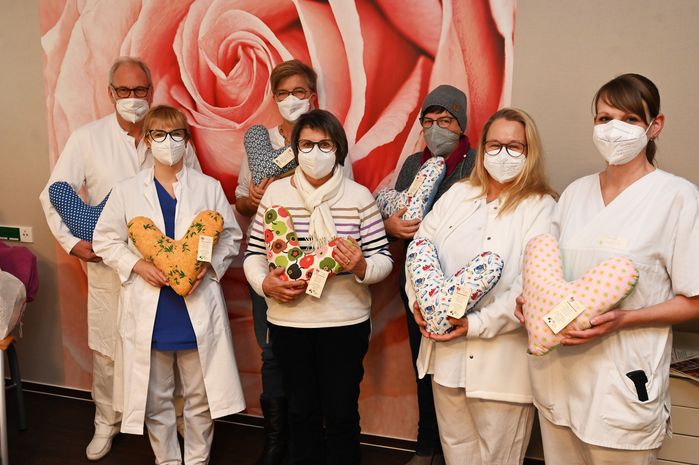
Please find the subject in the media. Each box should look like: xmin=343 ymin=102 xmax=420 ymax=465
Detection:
xmin=109 ymin=112 xmax=148 ymax=166
xmin=140 ymin=164 xmax=189 ymax=213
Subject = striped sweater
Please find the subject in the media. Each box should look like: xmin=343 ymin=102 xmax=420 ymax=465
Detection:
xmin=243 ymin=176 xmax=393 ymax=328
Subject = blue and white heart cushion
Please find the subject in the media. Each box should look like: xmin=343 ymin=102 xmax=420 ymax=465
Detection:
xmin=48 ymin=181 xmax=110 ymax=242
xmin=375 ymin=156 xmax=446 ymax=221
xmin=244 ymin=124 xmax=297 ymax=186
xmin=407 ymin=237 xmax=504 ymax=335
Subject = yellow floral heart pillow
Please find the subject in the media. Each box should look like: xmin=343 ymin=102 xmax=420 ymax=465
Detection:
xmin=522 ymin=234 xmax=639 ymax=356
xmin=127 ymin=210 xmax=224 ymax=296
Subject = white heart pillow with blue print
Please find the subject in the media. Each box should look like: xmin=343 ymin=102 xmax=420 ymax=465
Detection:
xmin=48 ymin=181 xmax=110 ymax=242
xmin=244 ymin=124 xmax=296 ymax=186
xmin=375 ymin=157 xmax=446 ymax=221
xmin=407 ymin=237 xmax=504 ymax=335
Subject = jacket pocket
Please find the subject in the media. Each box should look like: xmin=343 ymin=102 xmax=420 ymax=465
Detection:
xmin=527 ymin=351 xmax=554 ymax=409
xmin=600 ymin=336 xmax=667 ymax=434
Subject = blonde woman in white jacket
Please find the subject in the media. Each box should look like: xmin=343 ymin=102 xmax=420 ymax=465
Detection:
xmin=406 ymin=108 xmax=557 ymax=465
xmin=93 ymin=106 xmax=245 ymax=465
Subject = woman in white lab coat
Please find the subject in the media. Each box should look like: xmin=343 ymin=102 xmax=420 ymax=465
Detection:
xmin=520 ymin=73 xmax=699 ymax=465
xmin=93 ymin=105 xmax=245 ymax=465
xmin=407 ymin=108 xmax=557 ymax=465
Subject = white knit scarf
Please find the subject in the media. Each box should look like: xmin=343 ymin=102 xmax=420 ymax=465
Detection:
xmin=293 ymin=166 xmax=345 ymax=251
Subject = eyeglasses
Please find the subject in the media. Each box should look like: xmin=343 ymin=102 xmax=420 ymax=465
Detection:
xmin=274 ymin=87 xmax=311 ymax=101
xmin=484 ymin=141 xmax=527 ymax=157
xmin=111 ymin=85 xmax=150 ymax=98
xmin=147 ymin=129 xmax=188 ymax=143
xmin=421 ymin=117 xmax=456 ymax=129
xmin=298 ymin=139 xmax=336 ymax=153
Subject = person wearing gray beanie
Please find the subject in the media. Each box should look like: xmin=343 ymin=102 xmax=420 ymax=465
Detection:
xmin=384 ymin=84 xmax=476 ymax=465
xmin=421 ymin=84 xmax=467 ymax=133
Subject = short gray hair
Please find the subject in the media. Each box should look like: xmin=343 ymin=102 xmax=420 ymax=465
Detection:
xmin=108 ymin=56 xmax=152 ymax=86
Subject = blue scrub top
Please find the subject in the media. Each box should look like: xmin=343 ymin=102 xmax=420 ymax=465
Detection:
xmin=151 ymin=178 xmax=197 ymax=351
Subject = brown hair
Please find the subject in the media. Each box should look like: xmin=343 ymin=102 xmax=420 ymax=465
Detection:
xmin=469 ymin=108 xmax=557 ymax=215
xmin=593 ymin=73 xmax=661 ymax=163
xmin=144 ymin=105 xmax=190 ymax=138
xmin=270 ymin=59 xmax=317 ymax=93
xmin=291 ymin=110 xmax=348 ymax=166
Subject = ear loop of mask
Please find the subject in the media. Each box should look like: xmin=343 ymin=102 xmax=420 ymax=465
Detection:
xmin=645 ymin=117 xmax=656 ymax=140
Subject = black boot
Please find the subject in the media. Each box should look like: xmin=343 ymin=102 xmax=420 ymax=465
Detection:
xmin=256 ymin=397 xmax=288 ymax=465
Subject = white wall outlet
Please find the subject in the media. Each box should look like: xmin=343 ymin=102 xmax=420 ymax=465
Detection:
xmin=19 ymin=226 xmax=33 ymax=243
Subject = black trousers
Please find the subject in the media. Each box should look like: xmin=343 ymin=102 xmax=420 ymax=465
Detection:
xmin=269 ymin=320 xmax=371 ymax=465
xmin=400 ymin=262 xmax=442 ymax=456
xmin=248 ymin=285 xmax=285 ymax=400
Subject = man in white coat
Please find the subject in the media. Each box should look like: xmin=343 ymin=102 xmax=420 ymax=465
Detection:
xmin=39 ymin=56 xmax=200 ymax=461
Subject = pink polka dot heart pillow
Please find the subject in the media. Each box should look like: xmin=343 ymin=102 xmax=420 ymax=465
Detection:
xmin=522 ymin=234 xmax=639 ymax=356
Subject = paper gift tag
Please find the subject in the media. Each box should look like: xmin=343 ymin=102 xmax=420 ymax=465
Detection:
xmin=273 ymin=147 xmax=295 ymax=168
xmin=544 ymin=296 xmax=586 ymax=334
xmin=406 ymin=174 xmax=425 ymax=197
xmin=196 ymin=235 xmax=214 ymax=262
xmin=306 ymin=268 xmax=330 ymax=298
xmin=447 ymin=285 xmax=471 ymax=319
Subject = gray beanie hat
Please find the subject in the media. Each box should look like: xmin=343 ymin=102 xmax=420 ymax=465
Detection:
xmin=420 ymin=84 xmax=467 ymax=131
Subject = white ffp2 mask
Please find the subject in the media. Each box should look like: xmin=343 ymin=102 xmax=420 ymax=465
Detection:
xmin=484 ymin=149 xmax=526 ymax=183
xmin=116 ymin=98 xmax=149 ymax=123
xmin=277 ymin=95 xmax=311 ymax=122
xmin=593 ymin=119 xmax=652 ymax=166
xmin=298 ymin=146 xmax=336 ymax=179
xmin=150 ymin=139 xmax=186 ymax=166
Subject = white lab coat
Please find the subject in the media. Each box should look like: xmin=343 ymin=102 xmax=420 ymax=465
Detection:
xmin=92 ymin=165 xmax=245 ymax=434
xmin=530 ymin=170 xmax=699 ymax=450
xmin=406 ymin=182 xmax=556 ymax=403
xmin=39 ymin=113 xmax=200 ymax=358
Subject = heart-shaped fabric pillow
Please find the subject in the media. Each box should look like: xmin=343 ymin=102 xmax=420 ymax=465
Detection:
xmin=127 ymin=210 xmax=224 ymax=296
xmin=406 ymin=237 xmax=504 ymax=335
xmin=522 ymin=234 xmax=639 ymax=356
xmin=375 ymin=157 xmax=446 ymax=221
xmin=48 ymin=181 xmax=110 ymax=242
xmin=244 ymin=125 xmax=297 ymax=186
xmin=263 ymin=205 xmax=345 ymax=282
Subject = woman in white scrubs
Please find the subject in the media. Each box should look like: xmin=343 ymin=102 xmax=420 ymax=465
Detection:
xmin=94 ymin=105 xmax=245 ymax=465
xmin=522 ymin=73 xmax=699 ymax=465
xmin=407 ymin=108 xmax=557 ymax=465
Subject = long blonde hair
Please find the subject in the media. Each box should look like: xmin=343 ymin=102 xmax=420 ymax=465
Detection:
xmin=469 ymin=108 xmax=557 ymax=214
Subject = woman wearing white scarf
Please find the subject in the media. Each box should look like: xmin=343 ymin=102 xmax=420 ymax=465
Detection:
xmin=243 ymin=110 xmax=393 ymax=464
xmin=292 ymin=159 xmax=344 ymax=251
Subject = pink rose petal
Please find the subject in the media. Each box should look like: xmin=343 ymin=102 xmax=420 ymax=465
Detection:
xmin=452 ymin=0 xmax=507 ymax=140
xmin=293 ymin=0 xmax=350 ymax=122
xmin=375 ymin=0 xmax=442 ymax=57
xmin=352 ymin=57 xmax=432 ymax=191
xmin=354 ymin=0 xmax=422 ymax=142
xmin=326 ymin=0 xmax=366 ymax=145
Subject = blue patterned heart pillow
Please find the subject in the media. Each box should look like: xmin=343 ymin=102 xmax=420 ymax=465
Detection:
xmin=244 ymin=125 xmax=296 ymax=185
xmin=375 ymin=156 xmax=446 ymax=221
xmin=48 ymin=182 xmax=110 ymax=242
xmin=407 ymin=237 xmax=504 ymax=335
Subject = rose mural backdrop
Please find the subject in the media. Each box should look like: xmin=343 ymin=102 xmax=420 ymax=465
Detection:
xmin=39 ymin=0 xmax=514 ymax=439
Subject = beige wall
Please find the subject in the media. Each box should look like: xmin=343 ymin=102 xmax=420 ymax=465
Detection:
xmin=0 ymin=0 xmax=697 ymax=385
xmin=0 ymin=0 xmax=65 ymax=384
xmin=513 ymin=0 xmax=699 ymax=191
